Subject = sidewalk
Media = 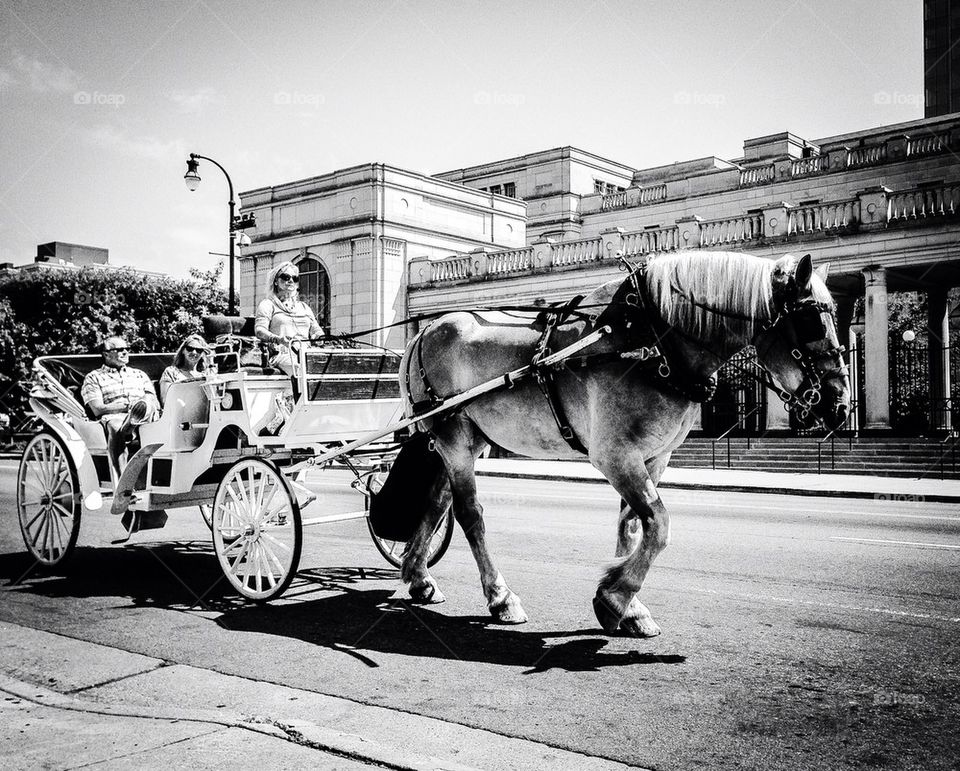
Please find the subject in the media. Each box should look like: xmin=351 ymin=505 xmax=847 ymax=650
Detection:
xmin=474 ymin=458 xmax=960 ymax=503
xmin=0 ymin=621 xmax=637 ymax=771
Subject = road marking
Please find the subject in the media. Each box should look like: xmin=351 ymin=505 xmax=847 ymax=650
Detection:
xmin=689 ymin=586 xmax=960 ymax=623
xmin=829 ymin=536 xmax=960 ymax=550
xmin=303 ymin=480 xmax=960 ymax=521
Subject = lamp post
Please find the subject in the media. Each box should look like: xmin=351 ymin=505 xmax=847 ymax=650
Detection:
xmin=184 ymin=153 xmax=237 ymax=316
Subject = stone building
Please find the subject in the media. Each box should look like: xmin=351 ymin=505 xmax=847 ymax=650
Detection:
xmin=239 ymin=112 xmax=960 ymax=435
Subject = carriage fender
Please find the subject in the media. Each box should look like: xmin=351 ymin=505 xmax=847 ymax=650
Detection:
xmin=29 ymin=400 xmax=104 ymax=513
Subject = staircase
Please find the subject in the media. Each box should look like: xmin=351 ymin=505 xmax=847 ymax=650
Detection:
xmin=670 ymin=435 xmax=960 ymax=479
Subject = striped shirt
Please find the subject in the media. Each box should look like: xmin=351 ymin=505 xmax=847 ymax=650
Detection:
xmin=80 ymin=365 xmax=156 ymax=409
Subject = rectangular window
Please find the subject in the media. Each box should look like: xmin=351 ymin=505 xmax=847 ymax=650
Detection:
xmin=594 ymin=179 xmax=605 ymax=194
xmin=503 ymin=182 xmax=517 ymax=198
xmin=488 ymin=184 xmax=502 ymax=195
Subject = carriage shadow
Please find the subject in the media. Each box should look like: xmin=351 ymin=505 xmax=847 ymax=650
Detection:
xmin=0 ymin=546 xmax=686 ymax=673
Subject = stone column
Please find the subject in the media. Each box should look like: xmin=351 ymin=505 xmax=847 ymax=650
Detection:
xmin=862 ymin=266 xmax=890 ymax=430
xmin=765 ymin=389 xmax=791 ymax=431
xmin=675 ymin=216 xmax=702 ymax=249
xmin=762 ymin=202 xmax=791 ymax=240
xmin=928 ymin=289 xmax=952 ymax=431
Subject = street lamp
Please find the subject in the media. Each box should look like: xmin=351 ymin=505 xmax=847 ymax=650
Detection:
xmin=183 ymin=153 xmax=237 ymax=316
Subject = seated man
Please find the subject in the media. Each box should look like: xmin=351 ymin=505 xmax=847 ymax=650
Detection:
xmin=80 ymin=336 xmax=160 ymax=477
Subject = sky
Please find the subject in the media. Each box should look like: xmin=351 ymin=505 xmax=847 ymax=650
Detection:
xmin=0 ymin=0 xmax=924 ymax=282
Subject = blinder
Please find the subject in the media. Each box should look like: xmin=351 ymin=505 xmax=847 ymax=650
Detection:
xmin=754 ymin=299 xmax=848 ymax=427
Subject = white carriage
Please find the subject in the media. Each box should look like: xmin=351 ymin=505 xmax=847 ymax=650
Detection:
xmin=15 ymin=323 xmax=454 ymax=601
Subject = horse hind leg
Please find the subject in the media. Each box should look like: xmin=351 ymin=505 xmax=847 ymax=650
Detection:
xmin=436 ymin=417 xmax=527 ymax=624
xmin=401 ymin=475 xmax=452 ymax=605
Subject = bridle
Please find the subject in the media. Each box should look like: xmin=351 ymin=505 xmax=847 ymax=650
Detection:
xmin=622 ymin=252 xmax=849 ymax=426
xmin=751 ymin=298 xmax=849 ymax=425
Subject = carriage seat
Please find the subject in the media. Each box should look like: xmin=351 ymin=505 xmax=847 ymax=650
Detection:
xmin=202 ymin=315 xmax=270 ymax=372
xmin=40 ymin=354 xmax=174 ymax=420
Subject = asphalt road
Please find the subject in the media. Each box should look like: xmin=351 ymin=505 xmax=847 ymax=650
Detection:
xmin=0 ymin=459 xmax=958 ymax=770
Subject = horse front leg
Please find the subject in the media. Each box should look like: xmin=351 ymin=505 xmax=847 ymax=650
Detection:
xmin=401 ymin=474 xmax=452 ymax=605
xmin=594 ymin=448 xmax=671 ymax=637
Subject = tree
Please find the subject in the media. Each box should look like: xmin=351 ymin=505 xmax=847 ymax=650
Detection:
xmin=0 ymin=264 xmax=231 ymax=432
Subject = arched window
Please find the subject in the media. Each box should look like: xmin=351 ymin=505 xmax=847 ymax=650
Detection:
xmin=295 ymin=255 xmax=331 ymax=331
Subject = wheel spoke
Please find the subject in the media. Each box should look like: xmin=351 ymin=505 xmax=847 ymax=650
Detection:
xmin=257 ymin=483 xmax=280 ymax=525
xmin=51 ymin=501 xmax=73 ymax=519
xmin=261 ymin=532 xmax=291 ymax=553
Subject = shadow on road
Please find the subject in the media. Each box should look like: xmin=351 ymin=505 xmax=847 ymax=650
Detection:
xmin=0 ymin=545 xmax=687 ymax=673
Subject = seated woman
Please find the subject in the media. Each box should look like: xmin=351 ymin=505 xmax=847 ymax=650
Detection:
xmin=159 ymin=334 xmax=209 ymax=404
xmin=254 ymin=261 xmax=324 ymax=376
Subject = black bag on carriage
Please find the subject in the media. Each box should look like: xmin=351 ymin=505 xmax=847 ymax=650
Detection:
xmin=368 ymin=432 xmax=449 ymax=541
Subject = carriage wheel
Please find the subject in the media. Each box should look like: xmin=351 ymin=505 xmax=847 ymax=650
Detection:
xmin=212 ymin=459 xmax=302 ymax=601
xmin=366 ymin=508 xmax=454 ymax=569
xmin=16 ymin=432 xmax=81 ymax=567
xmin=199 ymin=504 xmax=213 ymax=531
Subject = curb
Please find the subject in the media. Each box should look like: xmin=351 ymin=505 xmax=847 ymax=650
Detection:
xmin=474 ymin=470 xmax=960 ymax=504
xmin=0 ymin=672 xmax=471 ymax=771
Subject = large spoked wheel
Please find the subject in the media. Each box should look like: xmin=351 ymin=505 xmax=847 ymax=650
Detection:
xmin=16 ymin=432 xmax=81 ymax=567
xmin=212 ymin=459 xmax=302 ymax=601
xmin=367 ymin=507 xmax=454 ymax=569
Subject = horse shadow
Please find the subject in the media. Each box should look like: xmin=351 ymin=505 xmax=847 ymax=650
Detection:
xmin=0 ymin=546 xmax=686 ymax=673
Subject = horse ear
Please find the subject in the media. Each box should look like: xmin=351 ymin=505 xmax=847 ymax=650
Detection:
xmin=795 ymin=254 xmax=813 ymax=293
xmin=771 ymin=254 xmax=797 ymax=308
xmin=815 ymin=262 xmax=831 ymax=282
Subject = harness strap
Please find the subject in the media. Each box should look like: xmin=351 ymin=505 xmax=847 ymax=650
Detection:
xmin=532 ymin=295 xmax=588 ymax=455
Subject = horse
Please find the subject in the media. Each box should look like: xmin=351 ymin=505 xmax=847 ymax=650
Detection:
xmin=394 ymin=250 xmax=850 ymax=637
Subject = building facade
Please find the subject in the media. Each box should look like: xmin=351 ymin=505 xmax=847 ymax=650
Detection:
xmin=239 ymin=113 xmax=960 ymax=435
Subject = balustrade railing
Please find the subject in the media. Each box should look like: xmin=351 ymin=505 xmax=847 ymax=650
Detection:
xmin=906 ymin=135 xmax=949 ymax=157
xmin=788 ymin=199 xmax=858 ymax=235
xmin=739 ymin=164 xmax=775 ymax=187
xmin=846 ymin=144 xmax=887 ymax=168
xmin=790 ymin=155 xmax=827 ymax=177
xmin=638 ymin=184 xmax=668 ymax=204
xmin=412 ymin=178 xmax=960 ymax=288
xmin=700 ymin=213 xmax=762 ymax=247
xmin=601 ymin=191 xmax=628 ymax=211
xmin=551 ymin=237 xmax=603 ymax=268
xmin=430 ymin=254 xmax=473 ymax=282
xmin=888 ymin=184 xmax=960 ymax=221
xmin=486 ymin=246 xmax=534 ymax=276
xmin=621 ymin=226 xmax=680 ymax=256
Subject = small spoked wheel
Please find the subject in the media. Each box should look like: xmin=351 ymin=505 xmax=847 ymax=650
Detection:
xmin=212 ymin=459 xmax=302 ymax=601
xmin=367 ymin=507 xmax=454 ymax=569
xmin=16 ymin=432 xmax=81 ymax=566
xmin=199 ymin=504 xmax=213 ymax=531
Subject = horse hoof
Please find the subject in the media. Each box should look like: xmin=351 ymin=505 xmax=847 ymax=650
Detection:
xmin=619 ymin=616 xmax=661 ymax=638
xmin=409 ymin=580 xmax=446 ymax=605
xmin=592 ymin=591 xmax=622 ymax=634
xmin=490 ymin=593 xmax=528 ymax=624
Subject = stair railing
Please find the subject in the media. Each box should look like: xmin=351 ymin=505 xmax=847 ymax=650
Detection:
xmin=711 ymin=404 xmax=761 ymax=469
xmin=816 ymin=400 xmax=856 ymax=474
xmin=939 ymin=432 xmax=959 ymax=480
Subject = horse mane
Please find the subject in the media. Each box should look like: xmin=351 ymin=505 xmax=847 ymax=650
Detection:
xmin=643 ymin=252 xmax=775 ymax=342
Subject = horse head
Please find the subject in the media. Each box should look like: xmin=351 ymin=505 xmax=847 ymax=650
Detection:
xmin=754 ymin=254 xmax=851 ymax=431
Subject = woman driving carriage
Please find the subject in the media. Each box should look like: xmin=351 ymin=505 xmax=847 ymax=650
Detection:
xmin=254 ymin=261 xmax=325 ymax=376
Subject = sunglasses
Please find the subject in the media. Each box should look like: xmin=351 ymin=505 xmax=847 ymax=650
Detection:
xmin=106 ymin=347 xmax=129 ymax=353
xmin=277 ymin=274 xmax=299 ymax=283
xmin=185 ymin=346 xmax=206 ymax=353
